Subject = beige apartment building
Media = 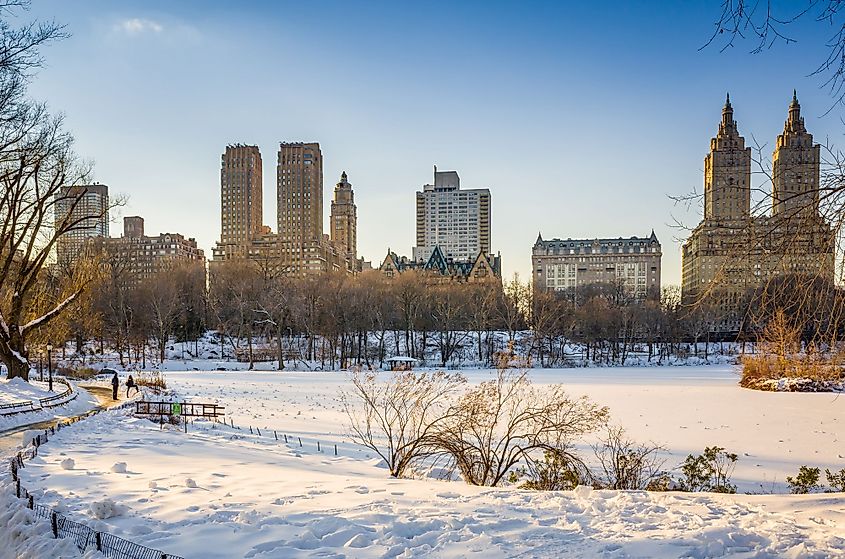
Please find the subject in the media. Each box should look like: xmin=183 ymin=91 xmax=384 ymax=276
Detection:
xmin=681 ymin=93 xmax=834 ymax=333
xmin=330 ymin=171 xmax=357 ymax=261
xmin=92 ymin=216 xmax=206 ymax=286
xmin=532 ymin=232 xmax=662 ymax=299
xmin=220 ymin=144 xmax=263 ymax=245
xmin=212 ymin=143 xmax=362 ymax=276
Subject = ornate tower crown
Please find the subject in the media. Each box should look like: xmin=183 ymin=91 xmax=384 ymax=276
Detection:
xmin=718 ymin=92 xmax=739 ymax=137
xmin=785 ymin=89 xmax=806 ymax=134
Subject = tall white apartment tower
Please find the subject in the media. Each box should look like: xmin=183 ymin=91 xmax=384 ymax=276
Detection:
xmin=413 ymin=166 xmax=491 ymax=261
xmin=54 ymin=183 xmax=109 ymax=265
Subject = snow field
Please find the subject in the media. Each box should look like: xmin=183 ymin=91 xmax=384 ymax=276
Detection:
xmin=6 ymin=365 xmax=845 ymax=557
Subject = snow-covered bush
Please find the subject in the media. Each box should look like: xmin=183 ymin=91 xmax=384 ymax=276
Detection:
xmin=786 ymin=466 xmax=822 ymax=494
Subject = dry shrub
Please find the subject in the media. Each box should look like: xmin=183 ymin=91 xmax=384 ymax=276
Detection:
xmin=434 ymin=369 xmax=609 ymax=487
xmin=135 ymin=372 xmax=167 ymax=392
xmin=342 ymin=369 xmax=466 ymax=478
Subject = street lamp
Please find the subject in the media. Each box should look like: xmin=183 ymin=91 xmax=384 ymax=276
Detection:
xmin=46 ymin=344 xmax=53 ymax=392
xmin=38 ymin=349 xmax=43 ymax=382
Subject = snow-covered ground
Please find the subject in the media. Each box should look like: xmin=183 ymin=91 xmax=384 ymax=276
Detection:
xmin=7 ymin=365 xmax=845 ymax=558
xmin=0 ymin=378 xmax=99 ymax=433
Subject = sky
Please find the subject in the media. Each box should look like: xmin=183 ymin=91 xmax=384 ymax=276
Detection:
xmin=17 ymin=0 xmax=845 ymax=285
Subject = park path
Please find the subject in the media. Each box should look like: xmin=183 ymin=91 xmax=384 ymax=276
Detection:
xmin=0 ymin=384 xmax=126 ymax=455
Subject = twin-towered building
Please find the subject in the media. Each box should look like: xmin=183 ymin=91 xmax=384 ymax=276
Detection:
xmin=682 ymin=93 xmax=834 ymax=332
xmin=212 ymin=142 xmax=362 ymax=275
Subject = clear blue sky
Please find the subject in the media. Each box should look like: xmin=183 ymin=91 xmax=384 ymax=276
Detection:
xmin=21 ymin=0 xmax=842 ymax=285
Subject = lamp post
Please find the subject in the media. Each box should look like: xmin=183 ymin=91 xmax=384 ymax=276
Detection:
xmin=38 ymin=350 xmax=43 ymax=382
xmin=46 ymin=344 xmax=53 ymax=392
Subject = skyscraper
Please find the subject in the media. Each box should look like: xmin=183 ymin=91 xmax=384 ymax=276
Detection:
xmin=330 ymin=171 xmax=357 ymax=260
xmin=413 ymin=166 xmax=491 ymax=262
xmin=703 ymin=94 xmax=751 ymax=221
xmin=277 ymin=142 xmax=323 ymax=244
xmin=220 ymin=144 xmax=263 ymax=245
xmin=54 ymin=183 xmax=109 ymax=265
xmin=681 ymin=93 xmax=834 ymax=334
xmin=772 ymin=91 xmax=820 ymax=219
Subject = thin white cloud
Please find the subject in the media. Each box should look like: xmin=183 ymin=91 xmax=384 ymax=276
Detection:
xmin=114 ymin=18 xmax=164 ymax=36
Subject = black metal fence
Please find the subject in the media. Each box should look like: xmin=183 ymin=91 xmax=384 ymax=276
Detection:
xmin=7 ymin=414 xmax=184 ymax=559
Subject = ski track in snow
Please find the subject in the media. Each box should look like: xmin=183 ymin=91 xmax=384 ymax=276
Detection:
xmin=5 ymin=365 xmax=845 ymax=558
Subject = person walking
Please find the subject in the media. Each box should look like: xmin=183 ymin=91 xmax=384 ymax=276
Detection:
xmin=111 ymin=372 xmax=119 ymax=400
xmin=126 ymin=374 xmax=139 ymax=398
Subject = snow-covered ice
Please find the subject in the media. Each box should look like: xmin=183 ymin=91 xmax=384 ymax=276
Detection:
xmin=5 ymin=365 xmax=844 ymax=558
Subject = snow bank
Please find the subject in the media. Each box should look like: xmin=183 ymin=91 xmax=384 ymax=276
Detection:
xmin=0 ymin=385 xmax=99 ymax=434
xmin=0 ymin=479 xmax=95 ymax=559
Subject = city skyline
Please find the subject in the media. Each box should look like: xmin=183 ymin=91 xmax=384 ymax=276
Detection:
xmin=22 ymin=0 xmax=845 ymax=285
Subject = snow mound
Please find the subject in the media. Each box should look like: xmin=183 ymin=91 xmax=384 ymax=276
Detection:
xmin=110 ymin=462 xmax=127 ymax=474
xmin=60 ymin=458 xmax=75 ymax=470
xmin=88 ymin=499 xmax=126 ymax=520
xmin=21 ymin=430 xmax=40 ymax=447
xmin=148 ymin=481 xmax=157 ymax=490
xmin=185 ymin=478 xmax=197 ymax=488
xmin=0 ymin=480 xmax=90 ymax=558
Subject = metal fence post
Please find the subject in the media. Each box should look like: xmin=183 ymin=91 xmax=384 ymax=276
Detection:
xmin=16 ymin=479 xmax=20 ymax=498
xmin=27 ymin=495 xmax=33 ymax=509
xmin=51 ymin=512 xmax=58 ymax=538
xmin=95 ymin=532 xmax=102 ymax=551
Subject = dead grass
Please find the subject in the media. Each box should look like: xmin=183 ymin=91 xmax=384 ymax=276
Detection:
xmin=741 ymin=354 xmax=845 ymax=387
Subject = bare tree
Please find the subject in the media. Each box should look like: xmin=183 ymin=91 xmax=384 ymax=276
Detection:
xmin=0 ymin=5 xmax=105 ymax=379
xmin=435 ymin=368 xmax=608 ymax=487
xmin=342 ymin=368 xmax=466 ymax=478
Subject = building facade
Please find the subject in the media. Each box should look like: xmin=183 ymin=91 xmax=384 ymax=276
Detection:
xmin=330 ymin=171 xmax=357 ymax=261
xmin=277 ymin=142 xmax=323 ymax=244
xmin=532 ymin=232 xmax=661 ymax=299
xmin=681 ymin=93 xmax=835 ymax=333
xmin=380 ymin=246 xmax=501 ymax=283
xmin=220 ymin=144 xmax=264 ymax=245
xmin=93 ymin=216 xmax=206 ymax=286
xmin=413 ymin=167 xmax=491 ymax=262
xmin=55 ymin=183 xmax=110 ymax=266
xmin=213 ymin=143 xmax=361 ymax=276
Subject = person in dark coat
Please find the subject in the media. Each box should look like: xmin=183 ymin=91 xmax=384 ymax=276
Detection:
xmin=111 ymin=372 xmax=119 ymax=400
xmin=126 ymin=374 xmax=139 ymax=397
